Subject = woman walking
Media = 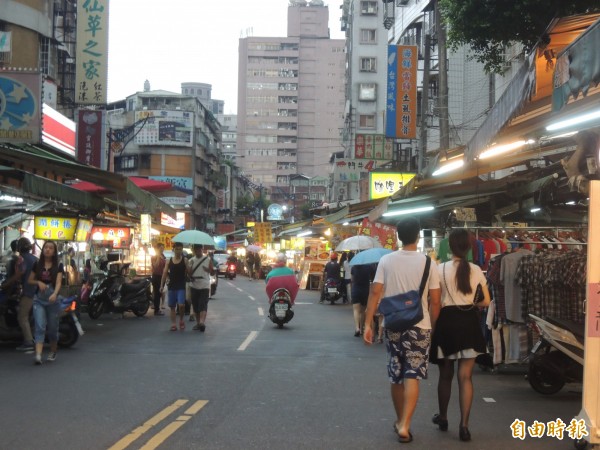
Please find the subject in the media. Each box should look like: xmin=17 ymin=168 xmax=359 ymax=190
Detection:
xmin=430 ymin=229 xmax=490 ymax=441
xmin=28 ymin=241 xmax=64 ymax=365
xmin=350 ymin=262 xmax=376 ymax=337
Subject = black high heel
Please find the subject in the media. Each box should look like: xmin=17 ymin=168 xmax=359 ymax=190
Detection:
xmin=459 ymin=426 xmax=471 ymax=442
xmin=432 ymin=414 xmax=448 ymax=431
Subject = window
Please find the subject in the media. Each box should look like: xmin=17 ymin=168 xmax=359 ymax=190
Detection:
xmin=359 ymin=114 xmax=376 ymax=128
xmin=360 ymin=57 xmax=377 ymax=72
xmin=358 ymin=83 xmax=377 ymax=101
xmin=360 ymin=1 xmax=377 ymax=15
xmin=360 ymin=29 xmax=377 ymax=44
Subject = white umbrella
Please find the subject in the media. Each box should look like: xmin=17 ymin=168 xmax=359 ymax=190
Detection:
xmin=172 ymin=230 xmax=216 ymax=247
xmin=335 ymin=235 xmax=382 ymax=252
xmin=246 ymin=244 xmax=262 ymax=253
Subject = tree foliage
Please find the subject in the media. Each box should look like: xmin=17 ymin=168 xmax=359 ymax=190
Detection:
xmin=439 ymin=0 xmax=600 ymax=73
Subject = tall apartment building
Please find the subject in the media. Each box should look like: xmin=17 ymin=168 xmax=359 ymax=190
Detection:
xmin=338 ymin=0 xmax=389 ymax=202
xmin=237 ymin=1 xmax=346 ymax=198
xmin=1 ymin=0 xmax=78 ymax=117
xmin=181 ymin=82 xmax=224 ymax=115
xmin=107 ymin=90 xmax=223 ymax=232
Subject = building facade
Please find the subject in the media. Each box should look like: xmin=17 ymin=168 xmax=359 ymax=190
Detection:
xmin=1 ymin=0 xmax=78 ymax=118
xmin=108 ymin=90 xmax=223 ymax=232
xmin=181 ymin=82 xmax=224 ymax=115
xmin=237 ymin=1 xmax=345 ymax=200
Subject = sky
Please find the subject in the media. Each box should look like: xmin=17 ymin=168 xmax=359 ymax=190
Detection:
xmin=107 ymin=0 xmax=345 ymax=114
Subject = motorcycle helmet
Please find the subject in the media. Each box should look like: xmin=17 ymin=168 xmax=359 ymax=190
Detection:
xmin=330 ymin=252 xmax=338 ymax=260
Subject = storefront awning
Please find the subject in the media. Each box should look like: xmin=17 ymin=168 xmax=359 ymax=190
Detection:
xmin=0 ymin=144 xmax=177 ymax=217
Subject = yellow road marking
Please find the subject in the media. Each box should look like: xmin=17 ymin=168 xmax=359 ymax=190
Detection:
xmin=108 ymin=399 xmax=188 ymax=450
xmin=139 ymin=401 xmax=209 ymax=450
xmin=185 ymin=400 xmax=209 ymax=415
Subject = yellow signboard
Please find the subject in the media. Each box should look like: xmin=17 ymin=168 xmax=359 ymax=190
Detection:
xmin=156 ymin=234 xmax=176 ymax=250
xmin=254 ymin=222 xmax=273 ymax=244
xmin=75 ymin=219 xmax=93 ymax=242
xmin=34 ymin=217 xmax=78 ymax=241
xmin=369 ymin=172 xmax=416 ymax=199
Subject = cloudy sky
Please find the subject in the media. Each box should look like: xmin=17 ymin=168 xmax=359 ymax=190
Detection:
xmin=107 ymin=0 xmax=345 ymax=113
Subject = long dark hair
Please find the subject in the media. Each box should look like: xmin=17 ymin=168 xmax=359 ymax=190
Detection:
xmin=35 ymin=240 xmax=60 ymax=283
xmin=448 ymin=229 xmax=472 ymax=295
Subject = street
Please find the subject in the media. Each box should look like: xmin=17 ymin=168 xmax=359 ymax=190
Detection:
xmin=0 ymin=277 xmax=584 ymax=450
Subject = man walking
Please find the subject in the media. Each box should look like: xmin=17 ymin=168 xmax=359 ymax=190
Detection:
xmin=363 ymin=217 xmax=441 ymax=443
xmin=188 ymin=245 xmax=213 ymax=332
xmin=15 ymin=238 xmax=37 ymax=351
xmin=150 ymin=243 xmax=166 ymax=316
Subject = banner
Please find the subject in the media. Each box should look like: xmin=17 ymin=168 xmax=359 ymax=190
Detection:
xmin=333 ymin=158 xmax=388 ymax=182
xmin=76 ymin=0 xmax=109 ymax=104
xmin=0 ymin=72 xmax=41 ymax=143
xmin=358 ymin=218 xmax=398 ymax=250
xmin=77 ymin=110 xmax=106 ymax=167
xmin=369 ymin=172 xmax=416 ymax=199
xmin=140 ymin=214 xmax=151 ymax=244
xmin=254 ymin=222 xmax=273 ymax=244
xmin=386 ymin=45 xmax=417 ymax=139
xmin=355 ymin=134 xmax=394 ymax=160
xmin=135 ymin=111 xmax=193 ymax=147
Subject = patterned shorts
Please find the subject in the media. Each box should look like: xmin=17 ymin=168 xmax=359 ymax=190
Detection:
xmin=385 ymin=327 xmax=432 ymax=384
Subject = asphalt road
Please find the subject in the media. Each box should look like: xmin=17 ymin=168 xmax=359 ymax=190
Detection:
xmin=0 ymin=276 xmax=585 ymax=450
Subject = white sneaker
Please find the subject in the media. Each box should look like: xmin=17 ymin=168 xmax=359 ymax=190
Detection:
xmin=47 ymin=352 xmax=57 ymax=362
xmin=34 ymin=354 xmax=42 ymax=365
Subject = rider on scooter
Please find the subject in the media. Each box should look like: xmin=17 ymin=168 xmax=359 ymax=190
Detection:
xmin=319 ymin=252 xmax=341 ymax=303
xmin=265 ymin=253 xmax=298 ymax=304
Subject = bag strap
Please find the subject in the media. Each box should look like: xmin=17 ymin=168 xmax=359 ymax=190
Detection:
xmin=418 ymin=256 xmax=431 ymax=297
xmin=191 ymin=256 xmax=208 ymax=276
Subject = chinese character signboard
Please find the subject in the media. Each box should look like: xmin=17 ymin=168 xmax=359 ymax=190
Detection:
xmin=34 ymin=217 xmax=78 ymax=241
xmin=333 ymin=158 xmax=389 ymax=182
xmin=91 ymin=226 xmax=131 ymax=248
xmin=75 ymin=219 xmax=93 ymax=242
xmin=369 ymin=172 xmax=416 ymax=199
xmin=156 ymin=234 xmax=176 ymax=250
xmin=355 ymin=134 xmax=395 ymax=160
xmin=254 ymin=222 xmax=273 ymax=244
xmin=76 ymin=0 xmax=109 ymax=104
xmin=386 ymin=45 xmax=417 ymax=139
xmin=77 ymin=110 xmax=106 ymax=167
xmin=0 ymin=72 xmax=41 ymax=143
xmin=358 ymin=219 xmax=398 ymax=250
xmin=135 ymin=111 xmax=193 ymax=147
xmin=587 ymin=283 xmax=600 ymax=338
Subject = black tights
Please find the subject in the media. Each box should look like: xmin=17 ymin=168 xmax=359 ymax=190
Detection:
xmin=437 ymin=358 xmax=476 ymax=428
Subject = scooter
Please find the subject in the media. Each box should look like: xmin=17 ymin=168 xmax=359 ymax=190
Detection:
xmin=87 ymin=263 xmax=152 ymax=320
xmin=322 ymin=278 xmax=342 ymax=304
xmin=0 ymin=290 xmax=83 ymax=348
xmin=226 ymin=263 xmax=237 ymax=280
xmin=527 ymin=314 xmax=584 ymax=395
xmin=268 ymin=288 xmax=294 ymax=329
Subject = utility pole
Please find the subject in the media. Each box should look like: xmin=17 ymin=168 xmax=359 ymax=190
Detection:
xmin=418 ymin=34 xmax=431 ymax=174
xmin=436 ymin=1 xmax=450 ymax=152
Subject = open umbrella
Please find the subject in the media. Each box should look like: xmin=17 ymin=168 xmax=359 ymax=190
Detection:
xmin=335 ymin=235 xmax=382 ymax=252
xmin=172 ymin=230 xmax=216 ymax=247
xmin=348 ymin=248 xmax=393 ymax=266
xmin=246 ymin=244 xmax=262 ymax=253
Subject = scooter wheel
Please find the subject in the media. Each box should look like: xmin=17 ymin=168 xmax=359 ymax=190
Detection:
xmin=133 ymin=300 xmax=150 ymax=317
xmin=528 ymin=354 xmax=566 ymax=395
xmin=58 ymin=321 xmax=79 ymax=348
xmin=88 ymin=299 xmax=104 ymax=320
xmin=277 ymin=323 xmax=284 ymax=329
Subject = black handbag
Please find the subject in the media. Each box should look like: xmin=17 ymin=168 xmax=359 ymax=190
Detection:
xmin=474 ymin=283 xmax=485 ymax=304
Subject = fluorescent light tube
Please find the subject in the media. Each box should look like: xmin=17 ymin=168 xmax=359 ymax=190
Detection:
xmin=547 ymin=109 xmax=600 ymax=131
xmin=382 ymin=206 xmax=434 ymax=217
xmin=432 ymin=159 xmax=464 ymax=176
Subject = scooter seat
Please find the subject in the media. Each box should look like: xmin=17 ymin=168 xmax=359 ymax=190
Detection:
xmin=121 ymin=280 xmax=148 ymax=294
xmin=545 ymin=317 xmax=585 ymax=343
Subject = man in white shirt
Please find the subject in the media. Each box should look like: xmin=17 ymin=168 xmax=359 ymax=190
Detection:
xmin=364 ymin=217 xmax=441 ymax=444
xmin=188 ymin=244 xmax=213 ymax=332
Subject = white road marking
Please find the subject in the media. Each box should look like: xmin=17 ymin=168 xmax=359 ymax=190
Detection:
xmin=258 ymin=307 xmax=264 ymax=316
xmin=236 ymin=287 xmax=243 ymax=292
xmin=249 ymin=295 xmax=255 ymax=301
xmin=483 ymin=397 xmax=496 ymax=403
xmin=237 ymin=331 xmax=258 ymax=351
xmin=295 ymin=302 xmax=311 ymax=305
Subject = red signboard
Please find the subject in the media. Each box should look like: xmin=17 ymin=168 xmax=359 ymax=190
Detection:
xmin=42 ymin=103 xmax=76 ymax=156
xmin=77 ymin=110 xmax=106 ymax=168
xmin=91 ymin=226 xmax=131 ymax=249
xmin=358 ymin=218 xmax=398 ymax=250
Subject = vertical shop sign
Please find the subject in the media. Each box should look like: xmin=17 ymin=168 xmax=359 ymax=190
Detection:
xmin=140 ymin=214 xmax=151 ymax=244
xmin=77 ymin=110 xmax=106 ymax=167
xmin=76 ymin=0 xmax=109 ymax=104
xmin=254 ymin=222 xmax=273 ymax=244
xmin=355 ymin=134 xmax=365 ymax=159
xmin=386 ymin=45 xmax=417 ymax=139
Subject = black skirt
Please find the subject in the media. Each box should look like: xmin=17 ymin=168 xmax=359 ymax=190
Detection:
xmin=430 ymin=305 xmax=487 ymax=364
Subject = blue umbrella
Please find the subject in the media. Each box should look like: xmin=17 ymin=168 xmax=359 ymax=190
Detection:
xmin=348 ymin=248 xmax=393 ymax=266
